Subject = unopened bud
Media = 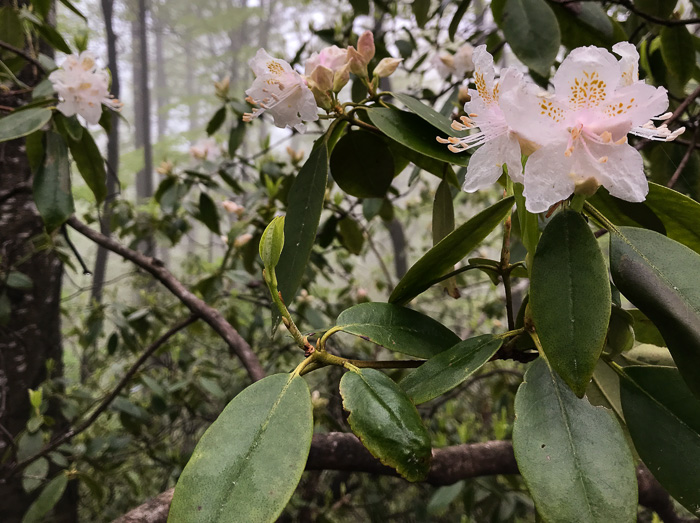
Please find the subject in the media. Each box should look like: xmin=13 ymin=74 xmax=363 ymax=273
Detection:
xmin=310 ymin=84 xmax=333 ymax=110
xmin=309 ymin=65 xmax=334 ymax=92
xmin=347 ymin=46 xmax=367 ymax=77
xmin=333 ymin=63 xmax=351 ymax=92
xmin=357 ymin=31 xmax=375 ymax=62
xmin=156 ymin=160 xmax=174 ymax=176
xmin=221 ymin=200 xmax=245 ymax=217
xmin=374 ymin=57 xmax=402 ymax=78
xmin=214 ymin=75 xmax=230 ymax=99
xmin=234 ymin=233 xmax=253 ymax=248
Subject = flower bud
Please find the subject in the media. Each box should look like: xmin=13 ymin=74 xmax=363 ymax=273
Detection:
xmin=347 ymin=46 xmax=368 ymax=77
xmin=309 ymin=64 xmax=334 ymax=92
xmin=374 ymin=57 xmax=402 ymax=78
xmin=221 ymin=200 xmax=245 ymax=217
xmin=574 ymin=176 xmax=601 ymax=197
xmin=333 ymin=63 xmax=351 ymax=92
xmin=357 ymin=31 xmax=375 ymax=62
xmin=234 ymin=233 xmax=253 ymax=248
xmin=310 ymin=84 xmax=333 ymax=110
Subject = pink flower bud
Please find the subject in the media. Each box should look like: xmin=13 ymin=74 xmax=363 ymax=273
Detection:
xmin=374 ymin=57 xmax=402 ymax=78
xmin=357 ymin=31 xmax=375 ymax=62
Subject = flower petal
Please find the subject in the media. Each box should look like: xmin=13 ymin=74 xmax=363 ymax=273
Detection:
xmin=523 ymin=142 xmax=577 ymax=213
xmin=462 ymin=133 xmax=522 ymax=192
xmin=553 ymin=46 xmax=620 ymax=110
xmin=589 ymin=141 xmax=648 ymax=202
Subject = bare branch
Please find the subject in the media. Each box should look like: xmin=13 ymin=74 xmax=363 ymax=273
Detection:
xmin=0 ymin=41 xmax=46 ymax=72
xmin=67 ymin=217 xmax=266 ymax=382
xmin=667 ymin=127 xmax=699 ymax=188
xmin=113 ymin=433 xmax=693 ymax=523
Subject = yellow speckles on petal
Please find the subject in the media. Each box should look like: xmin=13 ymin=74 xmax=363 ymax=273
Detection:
xmin=569 ymin=70 xmax=608 ymax=110
xmin=539 ymin=99 xmax=564 ymax=122
xmin=604 ymin=97 xmax=637 ymax=117
xmin=475 ymin=71 xmax=495 ymax=105
xmin=266 ymin=60 xmax=285 ymax=75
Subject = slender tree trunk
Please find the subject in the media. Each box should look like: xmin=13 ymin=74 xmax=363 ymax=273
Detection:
xmin=0 ymin=2 xmax=75 ymax=520
xmin=154 ymin=10 xmax=168 ymax=140
xmin=133 ymin=0 xmax=154 ymax=255
xmin=91 ymin=0 xmax=121 ymax=308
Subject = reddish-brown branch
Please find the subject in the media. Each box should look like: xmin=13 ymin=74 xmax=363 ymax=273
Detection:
xmin=113 ymin=433 xmax=693 ymax=523
xmin=667 ymin=127 xmax=699 ymax=188
xmin=67 ymin=217 xmax=266 ymax=382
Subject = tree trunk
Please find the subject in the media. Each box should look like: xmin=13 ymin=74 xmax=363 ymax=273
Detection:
xmin=0 ymin=2 xmax=75 ymax=520
xmin=132 ymin=0 xmax=155 ymax=255
xmin=91 ymin=0 xmax=122 ymax=307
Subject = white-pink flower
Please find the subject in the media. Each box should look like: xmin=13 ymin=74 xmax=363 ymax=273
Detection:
xmin=49 ymin=52 xmax=122 ymax=125
xmin=243 ymin=49 xmax=318 ymax=132
xmin=437 ymin=46 xmax=525 ymax=193
xmin=432 ymin=44 xmax=475 ymax=78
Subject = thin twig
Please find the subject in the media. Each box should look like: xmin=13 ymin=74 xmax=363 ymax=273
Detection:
xmin=67 ymin=217 xmax=265 ymax=382
xmin=0 ymin=41 xmax=46 ymax=71
xmin=7 ymin=316 xmax=198 ymax=477
xmin=667 ymin=127 xmax=699 ymax=188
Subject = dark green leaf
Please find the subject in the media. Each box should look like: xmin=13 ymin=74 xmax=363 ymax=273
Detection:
xmin=433 ymin=179 xmax=459 ymax=297
xmin=58 ymin=0 xmax=87 ymax=20
xmin=338 ymin=216 xmax=364 ymax=255
xmin=389 ymin=196 xmax=514 ymax=305
xmin=197 ymin=192 xmax=220 ymax=235
xmin=25 ymin=131 xmax=44 ymax=174
xmin=530 ymin=210 xmax=611 ymax=397
xmin=412 ymin=0 xmax=430 ymax=28
xmin=34 ymin=22 xmax=72 ymax=53
xmin=628 ymin=309 xmax=665 ymax=347
xmin=340 ymin=368 xmax=431 ymax=481
xmin=6 ymin=271 xmax=33 ymax=290
xmin=400 ymin=335 xmax=502 ymax=404
xmin=33 ymin=132 xmax=74 ymax=231
xmin=259 ymin=216 xmax=285 ymax=270
xmin=0 ymin=292 xmax=10 ymax=326
xmin=620 ymin=366 xmax=700 ymax=516
xmin=634 ymin=0 xmax=677 ymax=19
xmin=610 ymin=227 xmax=700 ymax=397
xmin=330 ymin=131 xmax=394 ymax=198
xmin=385 ymin=138 xmax=459 ymax=187
xmin=449 ymin=0 xmax=472 ymax=41
xmin=0 ymin=6 xmax=24 ymax=49
xmin=513 ymin=359 xmax=637 ymax=523
xmin=169 ymin=374 xmax=313 ymax=522
xmin=395 ymin=94 xmax=465 ymax=138
xmin=276 ymin=143 xmax=328 ymax=307
xmin=54 ymin=113 xmax=83 ymax=142
xmin=514 ymin=183 xmax=540 ymax=260
xmin=0 ymin=108 xmax=52 ymax=143
xmin=500 ymin=0 xmax=560 ymax=77
xmin=68 ymin=130 xmax=107 ymax=204
xmin=206 ymin=107 xmax=226 ymax=136
xmin=228 ymin=121 xmax=246 ymax=156
xmin=350 ymin=0 xmax=370 ymax=15
xmin=22 ymin=458 xmax=49 ymax=493
xmin=335 ymin=302 xmax=460 ymax=359
xmin=551 ymin=2 xmax=620 ymax=50
xmin=22 ymin=474 xmax=68 ymax=523
xmin=661 ymin=26 xmax=695 ymax=87
xmin=367 ymin=108 xmax=470 ymax=167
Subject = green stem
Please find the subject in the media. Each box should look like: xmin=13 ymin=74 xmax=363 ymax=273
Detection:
xmin=497 ymin=327 xmax=526 ymax=340
xmin=263 ymin=268 xmax=313 ymax=354
xmin=583 ymin=201 xmax=618 ymax=233
xmin=298 ymin=351 xmax=424 ymax=376
xmin=569 ymin=193 xmax=587 ymax=213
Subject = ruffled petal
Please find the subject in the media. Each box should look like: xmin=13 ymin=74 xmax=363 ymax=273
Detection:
xmin=613 ymin=42 xmax=639 ymax=86
xmin=248 ymin=48 xmax=293 ymax=78
xmin=462 ymin=133 xmax=522 ymax=192
xmin=553 ymin=46 xmax=620 ymax=110
xmin=522 ymin=142 xmax=577 ymax=213
xmin=499 ymin=82 xmax=568 ymax=146
xmin=598 ymin=82 xmax=668 ymax=130
xmin=589 ymin=141 xmax=648 ymax=202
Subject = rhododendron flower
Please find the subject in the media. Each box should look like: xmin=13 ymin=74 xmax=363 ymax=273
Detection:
xmin=432 ymin=44 xmax=475 ymax=78
xmin=49 ymin=52 xmax=122 ymax=125
xmin=499 ymin=43 xmax=683 ymax=212
xmin=437 ymin=46 xmax=525 ymax=193
xmin=243 ymin=49 xmax=318 ymax=132
xmin=189 ymin=138 xmax=221 ymax=161
xmin=347 ymin=31 xmax=375 ymax=77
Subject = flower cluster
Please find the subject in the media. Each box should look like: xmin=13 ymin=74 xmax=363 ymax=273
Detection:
xmin=49 ymin=52 xmax=122 ymax=125
xmin=244 ymin=31 xmax=402 ymax=131
xmin=442 ymin=44 xmax=684 ymax=212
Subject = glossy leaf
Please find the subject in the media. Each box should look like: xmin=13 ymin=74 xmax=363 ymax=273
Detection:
xmin=433 ymin=179 xmax=459 ymax=298
xmin=513 ymin=358 xmax=637 ymax=523
xmin=206 ymin=106 xmax=226 ymax=136
xmin=259 ymin=216 xmax=285 ymax=270
xmin=400 ymin=335 xmax=502 ymax=404
xmin=330 ymin=131 xmax=394 ymax=198
xmin=22 ymin=474 xmax=68 ymax=523
xmin=610 ymin=227 xmax=700 ymax=397
xmin=0 ymin=108 xmax=52 ymax=143
xmin=6 ymin=271 xmax=33 ymax=290
xmin=0 ymin=6 xmax=24 ymax=49
xmin=168 ymin=374 xmax=313 ymax=523
xmin=335 ymin=302 xmax=460 ymax=359
xmin=197 ymin=192 xmax=220 ymax=235
xmin=660 ymin=26 xmax=695 ymax=86
xmin=340 ymin=368 xmax=431 ymax=481
xmin=338 ymin=216 xmax=364 ymax=255
xmin=367 ymin=108 xmax=470 ymax=167
xmin=34 ymin=22 xmax=72 ymax=53
xmin=68 ymin=130 xmax=107 ymax=204
xmin=590 ymin=183 xmax=700 ymax=255
xmin=501 ymin=0 xmax=560 ymax=77
xmin=394 ymin=94 xmax=465 ymax=138
xmin=276 ymin=143 xmax=328 ymax=309
xmin=530 ymin=210 xmax=611 ymax=397
xmin=628 ymin=309 xmax=665 ymax=347
xmin=620 ymin=366 xmax=700 ymax=516
xmin=390 ymin=196 xmax=514 ymax=305
xmin=228 ymin=121 xmax=246 ymax=156
xmin=634 ymin=0 xmax=677 ymax=19
xmin=33 ymin=132 xmax=74 ymax=231
xmin=385 ymin=138 xmax=459 ymax=187
xmin=411 ymin=0 xmax=430 ymax=28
